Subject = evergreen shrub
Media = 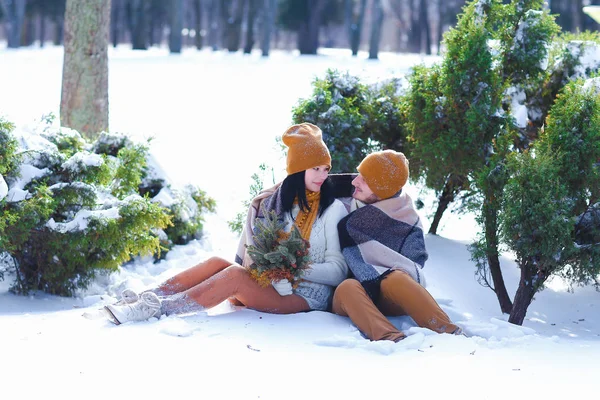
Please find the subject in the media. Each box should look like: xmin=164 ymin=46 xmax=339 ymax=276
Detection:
xmin=0 ymin=118 xmax=215 ymax=295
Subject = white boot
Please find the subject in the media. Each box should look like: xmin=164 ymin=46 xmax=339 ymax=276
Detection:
xmin=113 ymin=288 xmax=139 ymax=306
xmin=104 ymin=292 xmax=162 ymax=325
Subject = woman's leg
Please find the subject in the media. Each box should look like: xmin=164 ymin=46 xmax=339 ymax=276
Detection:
xmin=152 ymin=256 xmax=233 ymax=296
xmin=161 ymin=265 xmax=310 ymax=315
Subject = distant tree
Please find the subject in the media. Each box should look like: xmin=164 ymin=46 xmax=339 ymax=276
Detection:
xmin=345 ymin=0 xmax=366 ymax=56
xmin=208 ymin=0 xmax=221 ymax=49
xmin=169 ymin=0 xmax=183 ymax=53
xmin=149 ymin=0 xmax=168 ymax=46
xmin=5 ymin=0 xmax=26 ymax=48
xmin=243 ymin=0 xmax=260 ymax=53
xmin=110 ymin=0 xmax=123 ymax=47
xmin=60 ymin=0 xmax=111 ymax=138
xmin=221 ymin=0 xmax=244 ymax=52
xmin=50 ymin=0 xmax=66 ymax=45
xmin=278 ymin=0 xmax=342 ymax=55
xmin=192 ymin=0 xmax=203 ymax=49
xmin=261 ymin=0 xmax=276 ymax=56
xmin=127 ymin=0 xmax=150 ymax=49
xmin=368 ymin=0 xmax=383 ymax=59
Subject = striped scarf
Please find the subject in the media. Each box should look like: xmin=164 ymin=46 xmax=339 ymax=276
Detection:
xmin=337 ymin=192 xmax=428 ymax=301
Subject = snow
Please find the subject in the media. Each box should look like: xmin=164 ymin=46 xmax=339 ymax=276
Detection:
xmin=1 ymin=46 xmax=599 ymax=400
xmin=62 ymin=151 xmax=104 ymax=172
xmin=0 ymin=173 xmax=8 ymax=201
xmin=46 ymin=207 xmax=121 ymax=233
xmin=566 ymin=40 xmax=600 ymax=78
xmin=583 ymin=76 xmax=600 ymax=95
xmin=506 ymin=85 xmax=529 ymax=128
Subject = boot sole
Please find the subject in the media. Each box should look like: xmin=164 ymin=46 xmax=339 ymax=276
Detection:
xmin=103 ymin=306 xmax=122 ymax=325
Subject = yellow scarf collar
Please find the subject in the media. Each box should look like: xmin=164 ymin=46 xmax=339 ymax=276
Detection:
xmin=294 ymin=190 xmax=320 ymax=241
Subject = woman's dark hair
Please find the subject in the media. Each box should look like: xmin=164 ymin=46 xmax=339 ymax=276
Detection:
xmin=280 ymin=170 xmax=335 ymax=217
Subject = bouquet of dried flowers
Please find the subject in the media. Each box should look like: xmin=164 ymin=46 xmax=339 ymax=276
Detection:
xmin=245 ymin=207 xmax=311 ymax=288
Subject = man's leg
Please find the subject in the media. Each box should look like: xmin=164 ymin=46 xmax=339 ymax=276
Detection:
xmin=332 ymin=279 xmax=406 ymax=342
xmin=379 ymin=271 xmax=459 ymax=334
xmin=162 ymin=265 xmax=310 ymax=315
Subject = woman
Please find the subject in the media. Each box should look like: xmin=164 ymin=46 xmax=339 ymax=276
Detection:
xmin=104 ymin=122 xmax=349 ymax=324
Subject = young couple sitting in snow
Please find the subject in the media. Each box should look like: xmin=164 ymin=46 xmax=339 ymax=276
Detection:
xmin=103 ymin=123 xmax=463 ymax=342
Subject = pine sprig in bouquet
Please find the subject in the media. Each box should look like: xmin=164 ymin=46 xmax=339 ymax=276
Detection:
xmin=245 ymin=206 xmax=311 ymax=288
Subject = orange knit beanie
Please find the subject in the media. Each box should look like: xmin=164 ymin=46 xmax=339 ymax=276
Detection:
xmin=357 ymin=150 xmax=409 ymax=199
xmin=282 ymin=123 xmax=332 ymax=175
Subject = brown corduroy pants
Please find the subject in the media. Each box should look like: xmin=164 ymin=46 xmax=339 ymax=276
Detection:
xmin=332 ymin=271 xmax=458 ymax=342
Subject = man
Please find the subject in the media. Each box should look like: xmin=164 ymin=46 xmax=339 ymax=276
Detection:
xmin=333 ymin=150 xmax=462 ymax=342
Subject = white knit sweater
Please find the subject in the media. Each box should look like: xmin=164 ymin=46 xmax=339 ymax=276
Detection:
xmin=283 ymin=199 xmax=349 ymax=286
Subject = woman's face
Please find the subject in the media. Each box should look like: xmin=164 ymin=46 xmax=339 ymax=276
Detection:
xmin=304 ymin=165 xmax=330 ymax=192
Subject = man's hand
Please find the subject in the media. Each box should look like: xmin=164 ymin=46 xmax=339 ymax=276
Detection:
xmin=271 ymin=279 xmax=293 ymax=296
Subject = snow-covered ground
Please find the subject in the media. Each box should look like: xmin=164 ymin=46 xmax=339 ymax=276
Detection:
xmin=0 ymin=46 xmax=598 ymax=399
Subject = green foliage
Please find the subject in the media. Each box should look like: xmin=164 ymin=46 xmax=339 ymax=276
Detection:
xmin=61 ymin=151 xmax=112 ymax=186
xmin=0 ymin=118 xmax=20 ymax=176
xmin=112 ymin=143 xmax=149 ymax=197
xmin=163 ymin=185 xmax=216 ymax=247
xmin=292 ymin=69 xmax=407 ymax=173
xmin=541 ymin=78 xmax=600 ymax=214
xmin=364 ymin=78 xmax=409 ymax=152
xmin=38 ymin=114 xmax=86 ymax=157
xmin=0 ymin=119 xmax=216 ymax=296
xmin=405 ymin=0 xmax=507 ymax=193
xmin=229 ymin=163 xmax=273 ymax=234
xmin=499 ymin=150 xmax=572 ymax=291
xmin=498 ymin=77 xmax=600 ymax=292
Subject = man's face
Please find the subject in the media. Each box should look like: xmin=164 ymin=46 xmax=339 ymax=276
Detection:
xmin=351 ymin=174 xmax=379 ymax=204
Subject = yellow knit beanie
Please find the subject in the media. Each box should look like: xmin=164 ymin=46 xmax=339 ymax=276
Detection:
xmin=357 ymin=150 xmax=409 ymax=199
xmin=282 ymin=123 xmax=332 ymax=175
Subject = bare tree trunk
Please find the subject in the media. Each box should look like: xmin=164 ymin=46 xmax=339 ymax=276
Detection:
xmin=482 ymin=200 xmax=513 ymax=314
xmin=571 ymin=0 xmax=583 ymax=32
xmin=243 ymin=0 xmax=259 ymax=53
xmin=298 ymin=0 xmax=326 ymax=55
xmin=193 ymin=0 xmax=203 ymax=49
xmin=6 ymin=0 xmax=26 ymax=48
xmin=408 ymin=0 xmax=420 ymax=53
xmin=209 ymin=0 xmax=221 ymax=50
xmin=53 ymin=16 xmax=64 ymax=45
xmin=508 ymin=265 xmax=537 ymax=325
xmin=368 ymin=0 xmax=384 ymax=59
xmin=129 ymin=0 xmax=150 ymax=50
xmin=346 ymin=0 xmax=367 ymax=56
xmin=39 ymin=11 xmax=46 ymax=47
xmin=419 ymin=0 xmax=430 ymax=54
xmin=261 ymin=0 xmax=276 ymax=56
xmin=22 ymin=14 xmax=35 ymax=46
xmin=111 ymin=0 xmax=121 ymax=47
xmin=435 ymin=0 xmax=444 ymax=54
xmin=169 ymin=0 xmax=184 ymax=53
xmin=222 ymin=0 xmax=244 ymax=52
xmin=60 ymin=0 xmax=111 ymax=139
xmin=428 ymin=173 xmax=465 ymax=235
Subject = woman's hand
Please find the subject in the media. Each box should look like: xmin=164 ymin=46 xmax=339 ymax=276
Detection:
xmin=271 ymin=279 xmax=293 ymax=296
